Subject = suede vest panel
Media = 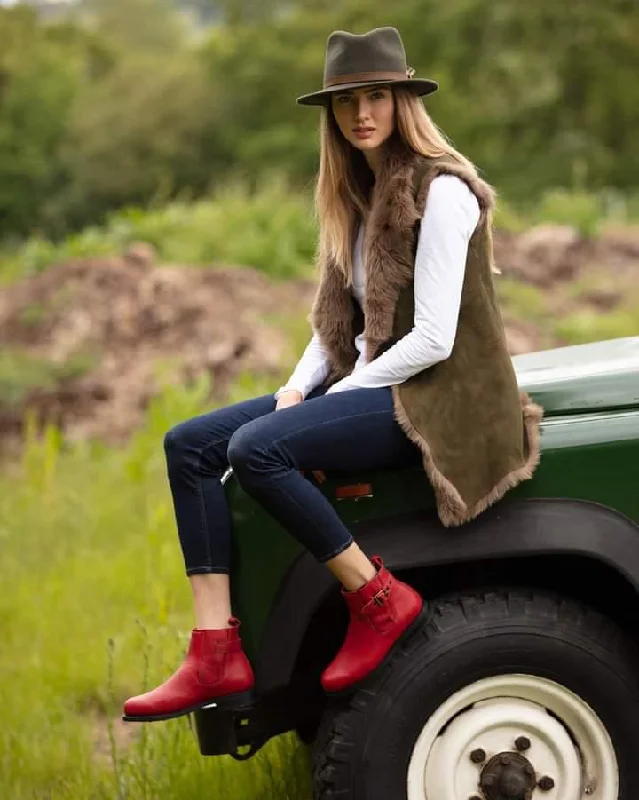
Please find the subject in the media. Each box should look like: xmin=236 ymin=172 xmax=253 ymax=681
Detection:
xmin=310 ymin=148 xmax=543 ymax=526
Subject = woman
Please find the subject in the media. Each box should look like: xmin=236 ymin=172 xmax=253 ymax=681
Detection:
xmin=122 ymin=26 xmax=542 ymax=723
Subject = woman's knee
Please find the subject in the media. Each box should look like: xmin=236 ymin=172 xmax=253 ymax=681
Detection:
xmin=227 ymin=421 xmax=264 ymax=473
xmin=164 ymin=408 xmax=239 ymax=475
xmin=164 ymin=416 xmax=220 ymax=471
xmin=227 ymin=424 xmax=250 ymax=468
xmin=163 ymin=421 xmax=194 ymax=469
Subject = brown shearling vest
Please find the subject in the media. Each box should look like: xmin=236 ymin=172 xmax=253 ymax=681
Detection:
xmin=310 ymin=146 xmax=543 ymax=526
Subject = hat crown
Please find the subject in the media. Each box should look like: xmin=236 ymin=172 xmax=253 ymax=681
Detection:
xmin=324 ymin=27 xmax=407 ymax=84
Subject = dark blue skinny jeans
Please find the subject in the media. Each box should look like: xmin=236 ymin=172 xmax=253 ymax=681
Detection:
xmin=163 ymin=383 xmax=422 ymax=575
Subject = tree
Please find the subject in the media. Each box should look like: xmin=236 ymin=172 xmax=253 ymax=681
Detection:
xmin=0 ymin=7 xmax=81 ymax=237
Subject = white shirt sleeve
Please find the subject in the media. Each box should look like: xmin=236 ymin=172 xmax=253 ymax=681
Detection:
xmin=274 ymin=329 xmax=331 ymax=400
xmin=325 ymin=174 xmax=480 ymax=394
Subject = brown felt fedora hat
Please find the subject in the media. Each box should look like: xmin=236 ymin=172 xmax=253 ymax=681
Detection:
xmin=297 ymin=27 xmax=438 ymax=107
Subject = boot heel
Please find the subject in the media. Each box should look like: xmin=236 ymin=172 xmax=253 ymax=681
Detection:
xmin=204 ymin=689 xmax=255 ymax=711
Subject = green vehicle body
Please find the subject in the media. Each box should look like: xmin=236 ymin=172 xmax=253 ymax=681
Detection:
xmin=194 ymin=336 xmax=639 ymax=759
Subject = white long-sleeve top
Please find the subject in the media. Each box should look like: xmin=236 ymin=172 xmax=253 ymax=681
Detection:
xmin=274 ymin=174 xmax=481 ymax=399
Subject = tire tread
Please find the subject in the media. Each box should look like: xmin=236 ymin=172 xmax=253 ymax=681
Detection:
xmin=312 ymin=588 xmax=639 ymax=799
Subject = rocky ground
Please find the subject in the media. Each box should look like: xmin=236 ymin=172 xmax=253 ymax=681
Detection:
xmin=0 ymin=226 xmax=637 ymax=452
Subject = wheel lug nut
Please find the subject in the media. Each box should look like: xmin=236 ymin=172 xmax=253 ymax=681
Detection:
xmin=524 ymin=764 xmax=535 ymax=777
xmin=500 ymin=753 xmax=512 ymax=766
xmin=539 ymin=776 xmax=556 ymax=791
xmin=469 ymin=796 xmax=483 ymax=800
xmin=470 ymin=748 xmax=486 ymax=764
xmin=515 ymin=735 xmax=531 ymax=751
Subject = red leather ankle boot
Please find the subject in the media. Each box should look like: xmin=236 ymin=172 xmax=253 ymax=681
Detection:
xmin=122 ymin=617 xmax=255 ymax=722
xmin=321 ymin=556 xmax=425 ymax=695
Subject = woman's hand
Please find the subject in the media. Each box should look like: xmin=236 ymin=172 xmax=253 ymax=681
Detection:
xmin=275 ymin=389 xmax=303 ymax=410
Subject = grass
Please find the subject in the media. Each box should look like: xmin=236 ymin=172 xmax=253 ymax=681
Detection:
xmin=0 ymin=348 xmax=99 ymax=408
xmin=554 ymin=267 xmax=639 ymax=343
xmin=0 ymin=372 xmax=312 ymax=800
xmin=553 ymin=309 xmax=639 ymax=345
xmin=494 ymin=187 xmax=639 ymax=238
xmin=496 ymin=278 xmax=549 ymax=322
xmin=495 ymin=272 xmax=639 ymax=346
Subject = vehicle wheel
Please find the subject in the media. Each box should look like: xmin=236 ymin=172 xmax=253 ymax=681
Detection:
xmin=312 ymin=590 xmax=639 ymax=800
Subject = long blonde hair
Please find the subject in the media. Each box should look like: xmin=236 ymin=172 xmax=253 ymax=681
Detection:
xmin=314 ymin=86 xmax=494 ymax=285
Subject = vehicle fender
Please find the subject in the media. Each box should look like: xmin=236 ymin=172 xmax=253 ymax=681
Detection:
xmin=255 ymin=498 xmax=639 ymax=694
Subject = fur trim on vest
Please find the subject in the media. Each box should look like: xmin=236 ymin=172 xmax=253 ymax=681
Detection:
xmin=311 ymin=141 xmax=543 ymax=526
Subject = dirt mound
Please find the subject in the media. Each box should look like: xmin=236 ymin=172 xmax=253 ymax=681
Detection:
xmin=1 ymin=225 xmax=637 ymax=451
xmin=0 ymin=245 xmax=316 ymax=447
xmin=493 ymin=224 xmax=639 ymax=290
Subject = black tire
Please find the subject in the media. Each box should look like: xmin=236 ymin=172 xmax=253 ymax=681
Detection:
xmin=312 ymin=589 xmax=639 ymax=800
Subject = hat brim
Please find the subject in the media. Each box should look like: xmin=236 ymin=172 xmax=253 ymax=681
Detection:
xmin=296 ymin=78 xmax=438 ymax=106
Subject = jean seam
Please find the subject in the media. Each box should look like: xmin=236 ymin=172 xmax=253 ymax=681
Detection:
xmin=254 ymin=470 xmax=353 ymax=562
xmin=189 ymin=429 xmax=248 ymax=573
xmin=195 ymin=452 xmax=214 ymax=571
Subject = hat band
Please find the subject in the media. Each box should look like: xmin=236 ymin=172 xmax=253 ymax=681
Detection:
xmin=325 ymin=69 xmax=411 ymax=88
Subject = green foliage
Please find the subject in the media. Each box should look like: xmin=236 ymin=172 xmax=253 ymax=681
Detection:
xmin=0 ymin=348 xmax=98 ymax=408
xmin=1 ymin=174 xmax=317 ymax=283
xmin=18 ymin=302 xmax=49 ymax=326
xmin=554 ymin=309 xmax=639 ymax=345
xmin=56 ymin=51 xmax=220 ymax=230
xmin=112 ymin=173 xmax=318 ymax=277
xmin=533 ymin=189 xmax=602 ymax=238
xmin=0 ymin=377 xmax=312 ymax=799
xmin=493 ymin=197 xmax=529 ymax=234
xmin=1 ymin=0 xmax=638 ymax=242
xmin=0 ymin=7 xmax=82 ymax=237
xmin=496 ymin=279 xmax=548 ymax=322
xmin=260 ymin=310 xmax=315 ymax=364
xmin=0 ymin=231 xmax=117 ymax=283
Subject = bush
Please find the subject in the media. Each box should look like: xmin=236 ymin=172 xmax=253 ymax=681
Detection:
xmin=533 ymin=188 xmax=601 ymax=238
xmin=0 ymin=348 xmax=98 ymax=408
xmin=1 ymin=173 xmax=318 ymax=284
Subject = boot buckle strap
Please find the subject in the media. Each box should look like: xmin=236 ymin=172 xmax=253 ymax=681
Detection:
xmin=362 ymin=585 xmax=391 ymax=614
xmin=374 ymin=586 xmax=390 ymax=605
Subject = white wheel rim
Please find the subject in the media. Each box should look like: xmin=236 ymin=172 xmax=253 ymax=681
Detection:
xmin=406 ymin=674 xmax=618 ymax=800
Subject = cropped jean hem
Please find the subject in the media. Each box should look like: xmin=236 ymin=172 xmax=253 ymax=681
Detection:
xmin=317 ymin=535 xmax=355 ymax=564
xmin=186 ymin=566 xmax=230 ymax=576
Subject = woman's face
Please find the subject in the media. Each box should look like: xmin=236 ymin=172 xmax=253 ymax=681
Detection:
xmin=330 ymin=85 xmax=395 ymax=155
